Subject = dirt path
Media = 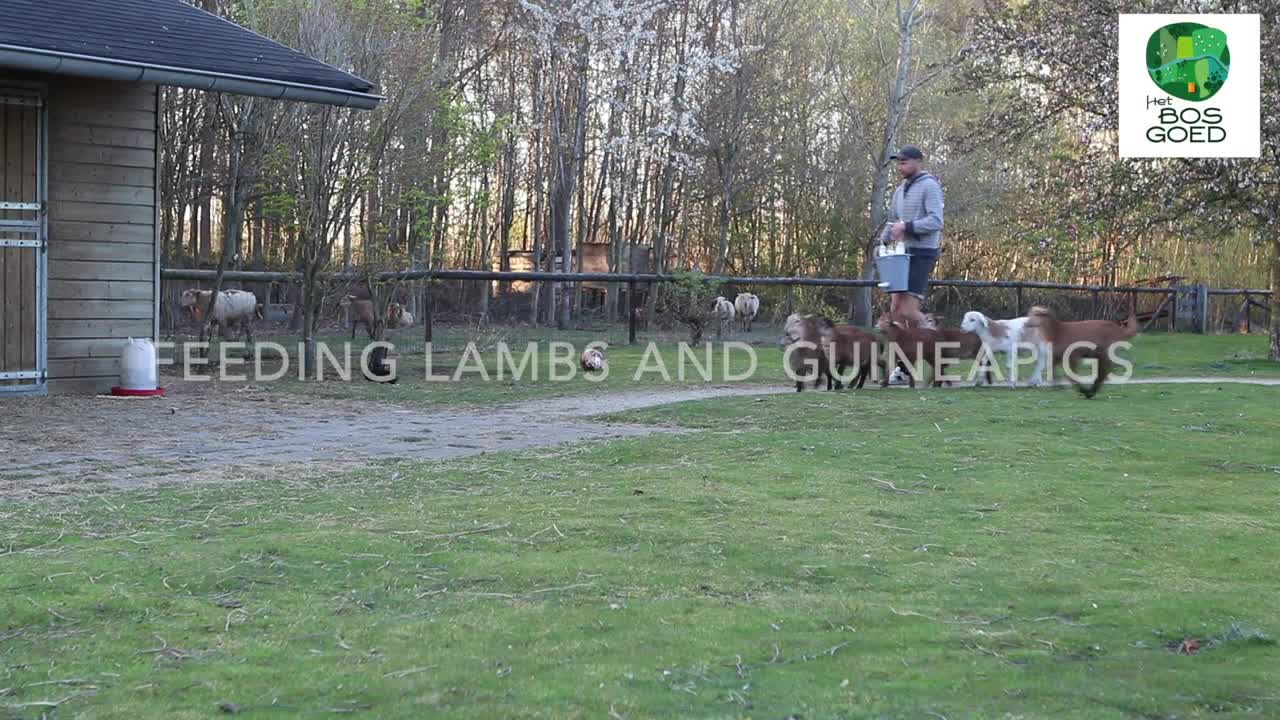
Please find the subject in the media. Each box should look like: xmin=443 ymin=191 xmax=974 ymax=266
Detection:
xmin=0 ymin=383 xmax=779 ymax=499
xmin=1 ymin=377 xmax=1274 ymax=499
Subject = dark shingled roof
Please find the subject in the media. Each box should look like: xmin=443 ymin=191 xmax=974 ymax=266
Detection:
xmin=0 ymin=0 xmax=376 ymax=95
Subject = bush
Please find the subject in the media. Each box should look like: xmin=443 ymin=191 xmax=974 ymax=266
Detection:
xmin=657 ymin=270 xmax=720 ymax=344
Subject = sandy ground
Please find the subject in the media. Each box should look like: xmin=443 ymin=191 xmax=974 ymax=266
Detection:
xmin=1 ymin=376 xmax=1275 ymax=499
xmin=0 ymin=381 xmax=779 ymax=499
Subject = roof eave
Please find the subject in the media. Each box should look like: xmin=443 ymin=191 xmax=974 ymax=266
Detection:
xmin=0 ymin=44 xmax=383 ymax=109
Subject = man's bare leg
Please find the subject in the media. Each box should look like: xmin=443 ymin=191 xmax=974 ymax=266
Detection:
xmin=891 ymin=293 xmax=926 ymax=327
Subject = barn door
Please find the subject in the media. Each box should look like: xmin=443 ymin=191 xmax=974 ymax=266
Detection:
xmin=0 ymin=88 xmax=46 ymax=395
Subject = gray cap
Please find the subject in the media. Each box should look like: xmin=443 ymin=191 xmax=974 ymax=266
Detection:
xmin=890 ymin=144 xmax=924 ymax=160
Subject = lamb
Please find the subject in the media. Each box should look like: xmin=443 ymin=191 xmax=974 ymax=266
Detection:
xmin=180 ymin=288 xmax=260 ymax=343
xmin=713 ymin=295 xmax=736 ymax=336
xmin=341 ymin=296 xmax=413 ymax=339
xmin=780 ymin=313 xmax=833 ymax=392
xmin=1025 ymin=298 xmax=1138 ymax=399
xmin=386 ymin=303 xmax=415 ymax=330
xmin=876 ymin=314 xmax=958 ymax=388
xmin=960 ymin=311 xmax=1047 ymax=387
xmin=815 ymin=316 xmax=884 ymax=389
xmin=735 ymin=292 xmax=760 ymax=333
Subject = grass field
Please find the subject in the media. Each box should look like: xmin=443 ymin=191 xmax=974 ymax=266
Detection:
xmin=166 ymin=329 xmax=1280 ymax=408
xmin=3 ymin=383 xmax=1279 ymax=718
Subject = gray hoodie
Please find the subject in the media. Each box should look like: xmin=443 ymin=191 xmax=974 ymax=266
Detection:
xmin=878 ymin=172 xmax=944 ymax=250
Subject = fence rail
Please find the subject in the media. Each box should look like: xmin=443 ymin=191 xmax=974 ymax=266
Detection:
xmin=160 ymin=267 xmax=1272 ymax=343
xmin=158 ymin=268 xmax=1270 ymax=295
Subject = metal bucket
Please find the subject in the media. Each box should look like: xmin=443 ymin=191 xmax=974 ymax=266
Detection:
xmin=875 ymin=252 xmax=911 ymax=292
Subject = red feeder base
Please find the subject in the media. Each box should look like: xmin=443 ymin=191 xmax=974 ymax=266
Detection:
xmin=110 ymin=386 xmax=166 ymax=397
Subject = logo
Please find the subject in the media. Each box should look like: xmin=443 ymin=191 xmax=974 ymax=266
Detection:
xmin=1145 ymin=22 xmax=1229 ymax=101
xmin=1119 ymin=14 xmax=1259 ymax=159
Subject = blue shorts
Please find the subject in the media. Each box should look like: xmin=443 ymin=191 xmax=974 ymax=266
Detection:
xmin=894 ymin=247 xmax=939 ymax=300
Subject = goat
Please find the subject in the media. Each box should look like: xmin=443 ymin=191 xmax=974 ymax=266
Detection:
xmin=180 ymin=288 xmax=259 ymax=343
xmin=780 ymin=313 xmax=833 ymax=392
xmin=876 ymin=314 xmax=957 ymax=388
xmin=815 ymin=317 xmax=884 ymax=389
xmin=960 ymin=311 xmax=1047 ymax=387
xmin=342 ymin=296 xmax=413 ymax=339
xmin=735 ymin=292 xmax=760 ymax=332
xmin=1026 ymin=298 xmax=1138 ymax=399
xmin=923 ymin=313 xmax=990 ymax=386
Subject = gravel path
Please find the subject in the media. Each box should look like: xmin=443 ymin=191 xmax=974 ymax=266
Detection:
xmin=1 ymin=377 xmax=1274 ymax=499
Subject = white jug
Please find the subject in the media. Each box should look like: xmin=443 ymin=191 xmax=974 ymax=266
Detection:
xmin=119 ymin=337 xmax=158 ymax=391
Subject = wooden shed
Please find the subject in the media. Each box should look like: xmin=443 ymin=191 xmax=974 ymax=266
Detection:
xmin=0 ymin=0 xmax=380 ymax=395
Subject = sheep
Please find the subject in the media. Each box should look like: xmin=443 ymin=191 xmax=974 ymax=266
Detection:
xmin=815 ymin=316 xmax=884 ymax=389
xmin=735 ymin=292 xmax=760 ymax=332
xmin=1026 ymin=298 xmax=1138 ymax=399
xmin=580 ymin=347 xmax=605 ymax=371
xmin=876 ymin=314 xmax=959 ymax=388
xmin=713 ymin=296 xmax=736 ymax=336
xmin=779 ymin=313 xmax=833 ymax=392
xmin=386 ymin=303 xmax=415 ymax=330
xmin=960 ymin=310 xmax=1047 ymax=387
xmin=180 ymin=288 xmax=260 ymax=343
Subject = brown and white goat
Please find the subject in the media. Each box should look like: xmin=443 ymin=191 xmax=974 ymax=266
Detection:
xmin=1025 ymin=298 xmax=1138 ymax=399
xmin=780 ymin=313 xmax=833 ymax=392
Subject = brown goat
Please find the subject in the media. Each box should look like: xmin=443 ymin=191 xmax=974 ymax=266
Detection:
xmin=923 ymin=314 xmax=991 ymax=386
xmin=816 ymin=317 xmax=884 ymax=389
xmin=876 ymin=314 xmax=958 ymax=388
xmin=1026 ymin=299 xmax=1138 ymax=398
xmin=780 ymin=313 xmax=833 ymax=392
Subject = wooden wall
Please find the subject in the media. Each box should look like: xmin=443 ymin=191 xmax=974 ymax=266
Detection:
xmin=45 ymin=77 xmax=159 ymax=393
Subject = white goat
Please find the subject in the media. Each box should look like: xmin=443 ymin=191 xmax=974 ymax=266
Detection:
xmin=960 ymin=310 xmax=1047 ymax=387
xmin=181 ymin=288 xmax=260 ymax=342
xmin=734 ymin=292 xmax=760 ymax=332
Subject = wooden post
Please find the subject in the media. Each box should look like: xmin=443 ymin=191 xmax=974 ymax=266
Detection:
xmin=1091 ymin=290 xmax=1100 ymax=319
xmin=1016 ymin=285 xmax=1024 ymax=315
xmin=422 ymin=278 xmax=434 ymax=344
xmin=785 ymin=284 xmax=794 ymax=318
xmin=1169 ymin=290 xmax=1177 ymax=332
xmin=628 ymin=279 xmax=637 ymax=345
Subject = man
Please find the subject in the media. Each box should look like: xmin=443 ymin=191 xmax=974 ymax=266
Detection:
xmin=879 ymin=144 xmax=944 ymax=327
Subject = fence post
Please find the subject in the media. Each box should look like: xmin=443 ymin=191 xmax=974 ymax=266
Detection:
xmin=1169 ymin=289 xmax=1177 ymax=332
xmin=422 ymin=276 xmax=434 ymax=344
xmin=1091 ymin=290 xmax=1100 ymax=319
xmin=628 ymin=279 xmax=637 ymax=345
xmin=785 ymin=284 xmax=794 ymax=317
xmin=1016 ymin=284 xmax=1024 ymax=314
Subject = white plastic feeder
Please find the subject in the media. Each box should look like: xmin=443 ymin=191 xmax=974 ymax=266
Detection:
xmin=112 ymin=337 xmax=165 ymax=397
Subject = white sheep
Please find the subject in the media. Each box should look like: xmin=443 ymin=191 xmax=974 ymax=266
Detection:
xmin=734 ymin=292 xmax=760 ymax=332
xmin=713 ymin=296 xmax=736 ymax=336
xmin=960 ymin=310 xmax=1048 ymax=387
xmin=181 ymin=288 xmax=260 ymax=342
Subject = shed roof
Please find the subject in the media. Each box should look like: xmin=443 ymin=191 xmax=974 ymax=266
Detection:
xmin=0 ymin=0 xmax=381 ymax=108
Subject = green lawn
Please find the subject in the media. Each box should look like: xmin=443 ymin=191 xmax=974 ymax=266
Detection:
xmin=3 ymin=384 xmax=1279 ymax=718
xmin=166 ymin=329 xmax=1280 ymax=408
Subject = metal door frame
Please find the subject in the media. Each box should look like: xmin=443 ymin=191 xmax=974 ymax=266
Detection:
xmin=0 ymin=84 xmax=47 ymax=395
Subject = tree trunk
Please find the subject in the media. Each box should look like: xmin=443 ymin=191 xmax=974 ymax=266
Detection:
xmin=1270 ymin=233 xmax=1279 ymax=361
